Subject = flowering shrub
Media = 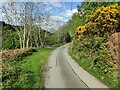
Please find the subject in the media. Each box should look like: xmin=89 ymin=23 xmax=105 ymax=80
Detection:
xmin=76 ymin=25 xmax=86 ymax=40
xmin=87 ymin=4 xmax=120 ymax=35
xmin=71 ymin=4 xmax=119 ymax=88
xmin=76 ymin=4 xmax=120 ymax=40
xmin=76 ymin=22 xmax=98 ymax=40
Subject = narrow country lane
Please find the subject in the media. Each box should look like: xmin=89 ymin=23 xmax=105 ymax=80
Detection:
xmin=44 ymin=44 xmax=109 ymax=89
xmin=44 ymin=44 xmax=88 ymax=88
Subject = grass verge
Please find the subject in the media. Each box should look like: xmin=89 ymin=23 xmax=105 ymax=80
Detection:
xmin=3 ymin=48 xmax=53 ymax=88
xmin=68 ymin=42 xmax=118 ymax=88
xmin=68 ymin=52 xmax=118 ymax=88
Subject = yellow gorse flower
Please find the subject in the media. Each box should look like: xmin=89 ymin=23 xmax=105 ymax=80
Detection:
xmin=76 ymin=25 xmax=87 ymax=40
xmin=76 ymin=4 xmax=119 ymax=40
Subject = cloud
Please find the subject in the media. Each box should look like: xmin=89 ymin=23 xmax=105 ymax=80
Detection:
xmin=49 ymin=2 xmax=62 ymax=8
xmin=43 ymin=9 xmax=78 ymax=30
xmin=45 ymin=6 xmax=52 ymax=11
xmin=50 ymin=16 xmax=68 ymax=23
xmin=59 ymin=9 xmax=78 ymax=17
xmin=40 ymin=15 xmax=68 ymax=31
xmin=0 ymin=0 xmax=7 ymax=2
xmin=40 ymin=8 xmax=78 ymax=31
xmin=1 ymin=12 xmax=5 ymax=16
xmin=43 ymin=0 xmax=62 ymax=8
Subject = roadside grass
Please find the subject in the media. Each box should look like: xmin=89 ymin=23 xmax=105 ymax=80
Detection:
xmin=79 ymin=59 xmax=118 ymax=88
xmin=69 ymin=51 xmax=118 ymax=88
xmin=10 ymin=48 xmax=53 ymax=88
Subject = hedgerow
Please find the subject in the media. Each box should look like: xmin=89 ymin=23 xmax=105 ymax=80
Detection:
xmin=69 ymin=4 xmax=119 ymax=88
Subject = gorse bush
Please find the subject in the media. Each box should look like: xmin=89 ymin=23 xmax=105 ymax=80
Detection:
xmin=87 ymin=4 xmax=120 ymax=35
xmin=76 ymin=4 xmax=120 ymax=40
xmin=69 ymin=4 xmax=119 ymax=88
xmin=76 ymin=22 xmax=98 ymax=40
xmin=76 ymin=25 xmax=86 ymax=40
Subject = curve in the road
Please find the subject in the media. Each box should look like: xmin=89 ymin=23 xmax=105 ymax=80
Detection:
xmin=44 ymin=44 xmax=109 ymax=89
xmin=44 ymin=44 xmax=88 ymax=88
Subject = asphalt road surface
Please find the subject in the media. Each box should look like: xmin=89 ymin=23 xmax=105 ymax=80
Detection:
xmin=44 ymin=44 xmax=108 ymax=89
xmin=44 ymin=44 xmax=88 ymax=88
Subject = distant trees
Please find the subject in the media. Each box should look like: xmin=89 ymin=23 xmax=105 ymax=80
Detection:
xmin=56 ymin=25 xmax=71 ymax=43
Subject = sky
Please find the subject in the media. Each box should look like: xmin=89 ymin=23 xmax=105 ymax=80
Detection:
xmin=0 ymin=0 xmax=81 ymax=31
xmin=40 ymin=1 xmax=81 ymax=31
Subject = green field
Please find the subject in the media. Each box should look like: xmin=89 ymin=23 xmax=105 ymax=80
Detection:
xmin=9 ymin=48 xmax=53 ymax=88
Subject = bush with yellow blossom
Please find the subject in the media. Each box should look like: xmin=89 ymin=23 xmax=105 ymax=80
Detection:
xmin=70 ymin=4 xmax=119 ymax=88
xmin=87 ymin=4 xmax=120 ymax=35
xmin=76 ymin=25 xmax=86 ymax=40
xmin=76 ymin=4 xmax=120 ymax=40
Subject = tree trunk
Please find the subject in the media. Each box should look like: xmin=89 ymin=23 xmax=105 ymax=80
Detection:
xmin=26 ymin=37 xmax=29 ymax=48
xmin=26 ymin=29 xmax=31 ymax=48
xmin=15 ymin=28 xmax=23 ymax=49
xmin=19 ymin=35 xmax=23 ymax=49
xmin=23 ymin=25 xmax=26 ymax=49
xmin=38 ymin=28 xmax=44 ymax=47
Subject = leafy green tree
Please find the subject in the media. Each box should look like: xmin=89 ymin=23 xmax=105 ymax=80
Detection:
xmin=2 ymin=23 xmax=20 ymax=50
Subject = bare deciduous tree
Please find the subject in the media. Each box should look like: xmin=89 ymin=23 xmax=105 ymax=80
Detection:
xmin=2 ymin=2 xmax=43 ymax=49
